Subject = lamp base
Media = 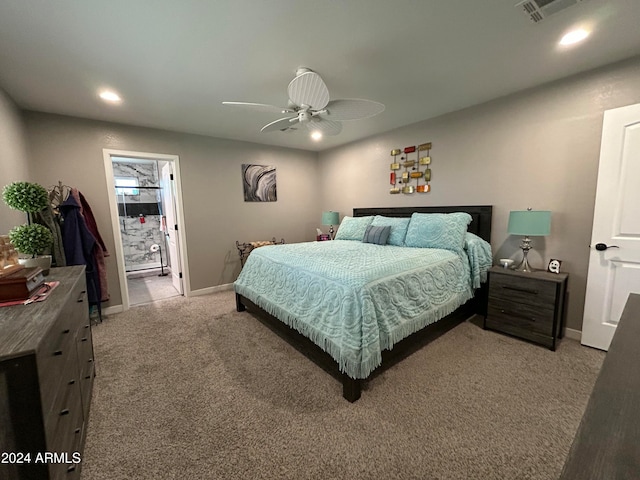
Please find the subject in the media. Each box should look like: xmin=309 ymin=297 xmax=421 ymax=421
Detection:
xmin=513 ymin=256 xmax=536 ymax=272
xmin=513 ymin=236 xmax=537 ymax=272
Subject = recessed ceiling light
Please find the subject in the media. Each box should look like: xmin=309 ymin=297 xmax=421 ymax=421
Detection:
xmin=559 ymin=29 xmax=589 ymax=46
xmin=99 ymin=90 xmax=122 ymax=103
xmin=311 ymin=131 xmax=323 ymax=141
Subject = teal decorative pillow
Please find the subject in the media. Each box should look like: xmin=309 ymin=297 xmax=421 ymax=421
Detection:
xmin=334 ymin=216 xmax=374 ymax=241
xmin=371 ymin=216 xmax=410 ymax=246
xmin=362 ymin=225 xmax=391 ymax=245
xmin=404 ymin=213 xmax=472 ymax=251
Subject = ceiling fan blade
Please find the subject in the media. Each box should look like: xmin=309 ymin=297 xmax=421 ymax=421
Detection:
xmin=307 ymin=118 xmax=343 ymax=136
xmin=321 ymin=99 xmax=385 ymax=121
xmin=261 ymin=116 xmax=299 ymax=133
xmin=288 ymin=71 xmax=330 ymax=110
xmin=222 ymin=102 xmax=294 ymax=114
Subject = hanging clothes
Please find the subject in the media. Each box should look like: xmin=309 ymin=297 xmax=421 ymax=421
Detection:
xmin=33 ymin=203 xmax=66 ymax=267
xmin=59 ymin=193 xmax=101 ymax=307
xmin=70 ymin=189 xmax=109 ymax=302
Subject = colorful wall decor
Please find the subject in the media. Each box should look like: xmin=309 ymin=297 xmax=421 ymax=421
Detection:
xmin=242 ymin=164 xmax=277 ymax=202
xmin=389 ymin=143 xmax=431 ymax=194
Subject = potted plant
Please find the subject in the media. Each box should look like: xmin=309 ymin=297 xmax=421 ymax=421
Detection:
xmin=2 ymin=181 xmax=54 ymax=274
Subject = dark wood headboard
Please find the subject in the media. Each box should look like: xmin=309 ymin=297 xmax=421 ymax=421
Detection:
xmin=353 ymin=205 xmax=492 ymax=243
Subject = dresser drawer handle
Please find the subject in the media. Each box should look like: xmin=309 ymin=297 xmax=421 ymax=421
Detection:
xmin=68 ymin=379 xmax=76 ymax=385
xmin=81 ymin=337 xmax=88 ymax=342
xmin=502 ymin=285 xmax=538 ymax=295
xmin=77 ymin=290 xmax=86 ymax=303
xmin=53 ymin=350 xmax=63 ymax=356
xmin=85 ymin=375 xmax=91 ymax=379
xmin=75 ymin=428 xmax=81 ymax=434
xmin=67 ymin=465 xmax=76 ymax=473
xmin=60 ymin=409 xmax=70 ymax=416
xmin=500 ymin=309 xmax=536 ymax=322
xmin=62 ymin=328 xmax=70 ymax=334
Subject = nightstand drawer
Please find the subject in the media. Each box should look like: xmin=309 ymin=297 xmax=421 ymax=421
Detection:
xmin=487 ymin=301 xmax=554 ymax=335
xmin=489 ymin=273 xmax=557 ymax=306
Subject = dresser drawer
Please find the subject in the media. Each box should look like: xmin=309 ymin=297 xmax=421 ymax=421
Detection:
xmin=43 ymin=349 xmax=83 ymax=445
xmin=76 ymin=323 xmax=93 ymax=363
xmin=38 ymin=321 xmax=78 ymax=416
xmin=489 ymin=273 xmax=557 ymax=307
xmin=79 ymin=361 xmax=94 ymax=419
xmin=487 ymin=300 xmax=554 ymax=335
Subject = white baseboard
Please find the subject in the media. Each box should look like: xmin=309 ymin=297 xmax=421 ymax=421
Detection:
xmin=189 ymin=283 xmax=234 ymax=297
xmin=564 ymin=327 xmax=581 ymax=341
xmin=103 ymin=304 xmax=124 ymax=316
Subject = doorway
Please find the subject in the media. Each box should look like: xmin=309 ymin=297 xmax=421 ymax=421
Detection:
xmin=103 ymin=149 xmax=189 ymax=310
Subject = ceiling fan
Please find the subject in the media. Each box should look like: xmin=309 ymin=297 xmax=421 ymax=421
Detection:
xmin=223 ymin=67 xmax=385 ymax=136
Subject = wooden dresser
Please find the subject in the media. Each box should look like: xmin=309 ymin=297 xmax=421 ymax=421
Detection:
xmin=0 ymin=266 xmax=95 ymax=480
xmin=559 ymin=293 xmax=640 ymax=479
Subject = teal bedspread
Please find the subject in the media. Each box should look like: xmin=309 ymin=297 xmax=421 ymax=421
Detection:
xmin=234 ymin=239 xmax=491 ymax=379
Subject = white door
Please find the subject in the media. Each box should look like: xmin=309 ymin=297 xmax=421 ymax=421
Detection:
xmin=582 ymin=103 xmax=640 ymax=350
xmin=161 ymin=163 xmax=183 ymax=295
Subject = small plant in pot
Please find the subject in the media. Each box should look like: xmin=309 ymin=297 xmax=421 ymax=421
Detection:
xmin=2 ymin=181 xmax=53 ymax=274
xmin=8 ymin=224 xmax=53 ymax=273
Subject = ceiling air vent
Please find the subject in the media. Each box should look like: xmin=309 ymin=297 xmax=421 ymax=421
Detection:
xmin=516 ymin=0 xmax=587 ymax=23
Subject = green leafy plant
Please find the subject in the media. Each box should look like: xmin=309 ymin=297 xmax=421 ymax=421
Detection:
xmin=2 ymin=181 xmax=49 ymax=213
xmin=8 ymin=224 xmax=53 ymax=258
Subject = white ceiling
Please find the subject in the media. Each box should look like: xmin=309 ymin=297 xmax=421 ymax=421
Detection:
xmin=1 ymin=0 xmax=639 ymax=152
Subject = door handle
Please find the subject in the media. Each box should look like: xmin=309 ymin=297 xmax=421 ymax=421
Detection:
xmin=593 ymin=243 xmax=619 ymax=251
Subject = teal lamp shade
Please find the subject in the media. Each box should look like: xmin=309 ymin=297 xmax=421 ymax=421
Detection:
xmin=507 ymin=210 xmax=551 ymax=272
xmin=322 ymin=211 xmax=339 ymax=226
xmin=507 ymin=210 xmax=551 ymax=236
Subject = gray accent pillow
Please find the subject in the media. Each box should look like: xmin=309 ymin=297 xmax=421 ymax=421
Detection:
xmin=371 ymin=215 xmax=410 ymax=246
xmin=362 ymin=225 xmax=391 ymax=245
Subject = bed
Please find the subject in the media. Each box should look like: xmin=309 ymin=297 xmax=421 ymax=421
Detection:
xmin=234 ymin=205 xmax=492 ymax=401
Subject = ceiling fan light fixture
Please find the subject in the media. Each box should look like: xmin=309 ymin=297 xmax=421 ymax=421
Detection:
xmin=223 ymin=68 xmax=384 ymax=137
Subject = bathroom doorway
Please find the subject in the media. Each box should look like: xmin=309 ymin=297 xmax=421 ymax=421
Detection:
xmin=103 ymin=150 xmax=188 ymax=310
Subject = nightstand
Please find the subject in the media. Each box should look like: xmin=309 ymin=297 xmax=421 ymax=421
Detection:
xmin=484 ymin=266 xmax=568 ymax=350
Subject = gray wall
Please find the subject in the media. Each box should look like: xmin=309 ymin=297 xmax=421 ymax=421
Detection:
xmin=22 ymin=113 xmax=318 ymax=307
xmin=318 ymin=56 xmax=640 ymax=332
xmin=0 ymin=88 xmax=31 ymax=233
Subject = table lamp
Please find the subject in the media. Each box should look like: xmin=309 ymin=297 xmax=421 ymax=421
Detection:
xmin=322 ymin=211 xmax=340 ymax=240
xmin=507 ymin=209 xmax=551 ymax=272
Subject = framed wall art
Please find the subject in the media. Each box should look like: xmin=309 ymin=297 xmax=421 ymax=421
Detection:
xmin=388 ymin=142 xmax=432 ymax=194
xmin=242 ymin=164 xmax=277 ymax=202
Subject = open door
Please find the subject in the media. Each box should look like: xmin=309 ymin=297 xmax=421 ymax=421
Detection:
xmin=582 ymin=103 xmax=640 ymax=350
xmin=161 ymin=162 xmax=183 ymax=295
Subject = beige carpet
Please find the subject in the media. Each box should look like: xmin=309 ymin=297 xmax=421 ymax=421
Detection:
xmin=80 ymin=291 xmax=604 ymax=480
